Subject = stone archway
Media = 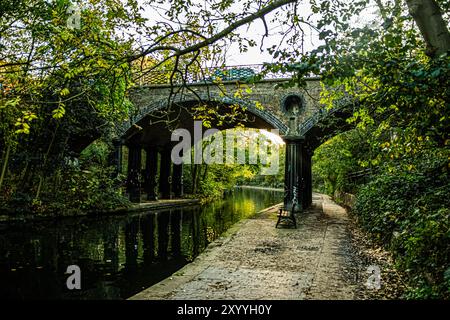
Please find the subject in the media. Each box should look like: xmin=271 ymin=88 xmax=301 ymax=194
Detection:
xmin=113 ymin=96 xmax=289 ymax=203
xmin=117 ymin=93 xmax=289 ymax=139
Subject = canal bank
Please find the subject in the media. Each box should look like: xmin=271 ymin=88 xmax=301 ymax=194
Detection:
xmin=130 ymin=193 xmax=404 ymax=300
xmin=0 ymin=199 xmax=200 ymax=222
xmin=236 ymin=186 xmax=284 ymax=192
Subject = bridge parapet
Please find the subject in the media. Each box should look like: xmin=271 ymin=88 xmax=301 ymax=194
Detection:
xmin=134 ymin=64 xmax=312 ymax=86
xmin=124 ymin=65 xmax=342 ymax=144
xmin=127 ymin=79 xmax=323 ymax=138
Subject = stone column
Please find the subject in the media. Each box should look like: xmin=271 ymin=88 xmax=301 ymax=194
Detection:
xmin=159 ymin=146 xmax=172 ymax=199
xmin=172 ymin=148 xmax=183 ymax=198
xmin=143 ymin=146 xmax=158 ymax=201
xmin=282 ymin=135 xmax=304 ymax=210
xmin=126 ymin=143 xmax=142 ymax=203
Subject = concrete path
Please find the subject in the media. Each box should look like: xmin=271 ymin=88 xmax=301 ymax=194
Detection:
xmin=130 ymin=193 xmax=375 ymax=300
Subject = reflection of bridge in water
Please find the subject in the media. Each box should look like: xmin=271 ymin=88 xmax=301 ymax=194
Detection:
xmin=0 ymin=188 xmax=282 ymax=299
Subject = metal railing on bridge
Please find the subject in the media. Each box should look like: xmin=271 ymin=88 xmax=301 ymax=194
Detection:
xmin=134 ymin=64 xmax=297 ymax=86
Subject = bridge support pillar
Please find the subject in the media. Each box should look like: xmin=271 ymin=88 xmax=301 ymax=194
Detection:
xmin=143 ymin=147 xmax=158 ymax=201
xmin=172 ymin=150 xmax=183 ymax=198
xmin=159 ymin=146 xmax=172 ymax=199
xmin=126 ymin=143 xmax=142 ymax=203
xmin=282 ymin=135 xmax=304 ymax=210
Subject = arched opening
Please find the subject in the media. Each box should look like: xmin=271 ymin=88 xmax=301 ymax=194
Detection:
xmin=282 ymin=94 xmax=304 ymax=115
xmin=115 ymin=99 xmax=288 ymax=203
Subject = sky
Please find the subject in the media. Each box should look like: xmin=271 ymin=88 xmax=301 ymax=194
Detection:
xmin=221 ymin=1 xmax=379 ymax=66
xmin=138 ymin=0 xmax=321 ymax=66
xmin=224 ymin=2 xmax=318 ymax=66
xmin=62 ymin=0 xmax=379 ymax=67
xmin=137 ymin=0 xmax=380 ymax=67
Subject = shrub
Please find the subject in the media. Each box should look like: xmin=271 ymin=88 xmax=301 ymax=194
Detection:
xmin=355 ymin=170 xmax=450 ymax=298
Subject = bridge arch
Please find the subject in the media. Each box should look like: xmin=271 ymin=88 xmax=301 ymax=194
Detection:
xmin=114 ymin=93 xmax=292 ymax=203
xmin=117 ymin=93 xmax=289 ymax=141
xmin=112 ymin=88 xmax=353 ymax=209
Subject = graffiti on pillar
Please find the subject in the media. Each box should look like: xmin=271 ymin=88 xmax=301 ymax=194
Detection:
xmin=292 ymin=185 xmax=298 ymax=207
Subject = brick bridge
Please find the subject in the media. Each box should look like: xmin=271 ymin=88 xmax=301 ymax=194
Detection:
xmin=113 ymin=64 xmax=350 ymax=209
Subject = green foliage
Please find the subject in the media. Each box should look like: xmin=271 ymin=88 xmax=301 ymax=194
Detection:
xmin=312 ymin=129 xmax=371 ymax=195
xmin=197 ymin=169 xmax=228 ymax=202
xmin=240 ymin=144 xmax=285 ymax=188
xmin=50 ymin=165 xmax=130 ymax=213
xmin=184 ymin=163 xmax=253 ymax=202
xmin=182 ymin=129 xmax=283 ymax=201
xmin=0 ymin=0 xmax=137 ymax=212
xmin=299 ymin=0 xmax=450 ymax=299
xmin=354 ymin=160 xmax=450 ymax=298
xmin=0 ymin=139 xmax=130 ymax=215
xmin=54 ymin=140 xmax=131 ymax=212
xmin=79 ymin=139 xmax=110 ymax=167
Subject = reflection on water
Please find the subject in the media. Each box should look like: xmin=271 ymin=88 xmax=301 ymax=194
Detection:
xmin=0 ymin=188 xmax=282 ymax=299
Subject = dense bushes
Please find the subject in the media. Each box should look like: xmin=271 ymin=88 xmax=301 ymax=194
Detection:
xmin=183 ymin=163 xmax=246 ymax=202
xmin=0 ymin=139 xmax=130 ymax=216
xmin=58 ymin=140 xmax=130 ymax=213
xmin=306 ymin=1 xmax=449 ymax=298
xmin=314 ymin=128 xmax=450 ymax=298
xmin=312 ymin=129 xmax=371 ymax=195
xmin=354 ymin=163 xmax=450 ymax=298
xmin=46 ymin=166 xmax=130 ymax=214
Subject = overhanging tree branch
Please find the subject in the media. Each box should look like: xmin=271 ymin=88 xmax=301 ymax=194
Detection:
xmin=127 ymin=0 xmax=297 ymax=62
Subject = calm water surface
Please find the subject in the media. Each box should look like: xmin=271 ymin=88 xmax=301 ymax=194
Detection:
xmin=0 ymin=188 xmax=282 ymax=299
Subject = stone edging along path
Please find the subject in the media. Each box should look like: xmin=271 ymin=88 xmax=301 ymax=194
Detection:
xmin=130 ymin=193 xmax=402 ymax=300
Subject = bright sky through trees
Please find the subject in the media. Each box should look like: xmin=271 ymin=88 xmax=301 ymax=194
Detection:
xmin=137 ymin=0 xmax=380 ymax=66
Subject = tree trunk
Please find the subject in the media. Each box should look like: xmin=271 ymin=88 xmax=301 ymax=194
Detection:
xmin=20 ymin=160 xmax=30 ymax=190
xmin=202 ymin=165 xmax=208 ymax=181
xmin=406 ymin=0 xmax=450 ymax=57
xmin=192 ymin=164 xmax=198 ymax=194
xmin=35 ymin=125 xmax=58 ymax=200
xmin=0 ymin=144 xmax=11 ymax=191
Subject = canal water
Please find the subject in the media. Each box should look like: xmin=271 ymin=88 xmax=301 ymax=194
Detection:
xmin=0 ymin=188 xmax=282 ymax=299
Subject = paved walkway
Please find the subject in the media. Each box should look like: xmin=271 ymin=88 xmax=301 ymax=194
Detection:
xmin=130 ymin=194 xmax=373 ymax=300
